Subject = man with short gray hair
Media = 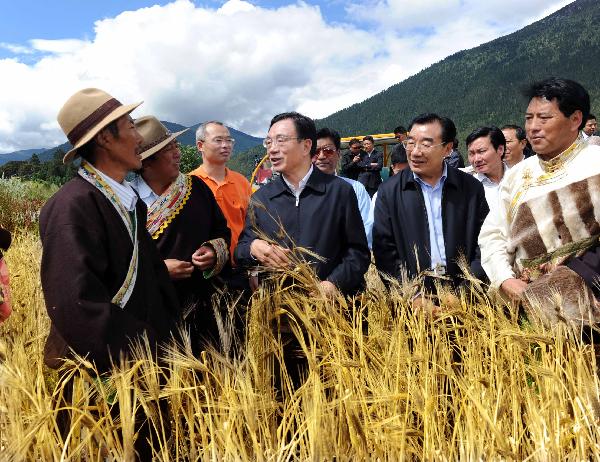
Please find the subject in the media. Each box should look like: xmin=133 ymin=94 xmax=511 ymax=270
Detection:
xmin=190 ymin=121 xmax=252 ymax=260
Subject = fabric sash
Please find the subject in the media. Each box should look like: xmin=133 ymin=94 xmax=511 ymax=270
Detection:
xmin=146 ymin=173 xmax=191 ymax=239
xmin=78 ymin=160 xmax=139 ymax=309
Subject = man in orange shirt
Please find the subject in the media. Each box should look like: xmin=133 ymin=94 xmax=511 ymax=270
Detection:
xmin=190 ymin=121 xmax=253 ymax=292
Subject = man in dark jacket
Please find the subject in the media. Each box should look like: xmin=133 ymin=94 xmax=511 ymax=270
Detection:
xmin=235 ymin=112 xmax=370 ymax=388
xmin=357 ymin=135 xmax=383 ymax=197
xmin=131 ymin=116 xmax=231 ymax=352
xmin=340 ymin=138 xmax=363 ymax=180
xmin=40 ymin=89 xmax=179 ymax=373
xmin=373 ymin=113 xmax=489 ymax=299
xmin=235 ymin=112 xmax=370 ymax=297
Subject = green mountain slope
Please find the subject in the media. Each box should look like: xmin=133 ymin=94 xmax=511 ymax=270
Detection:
xmin=317 ymin=0 xmax=599 ymax=144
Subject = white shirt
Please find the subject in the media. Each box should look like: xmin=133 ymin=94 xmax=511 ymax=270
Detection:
xmin=129 ymin=175 xmax=159 ymax=207
xmin=283 ymin=165 xmax=313 ymax=206
xmin=460 ymin=163 xmax=508 ymax=211
xmin=93 ymin=166 xmax=138 ymax=212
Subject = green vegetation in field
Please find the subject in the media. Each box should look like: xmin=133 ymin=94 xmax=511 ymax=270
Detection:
xmin=0 ymin=149 xmax=76 ymax=186
xmin=0 ymin=178 xmax=57 ymax=232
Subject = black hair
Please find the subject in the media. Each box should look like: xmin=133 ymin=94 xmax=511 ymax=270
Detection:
xmin=390 ymin=149 xmax=406 ymax=165
xmin=452 ymin=138 xmax=459 ymax=149
xmin=588 ymin=114 xmax=597 ymax=122
xmin=501 ymin=124 xmax=527 ymax=141
xmin=316 ymin=127 xmax=341 ymax=150
xmin=348 ymin=138 xmax=361 ymax=147
xmin=408 ymin=113 xmax=456 ymax=144
xmin=362 ymin=135 xmax=374 ymax=143
xmin=77 ymin=118 xmax=121 ymax=164
xmin=270 ymin=111 xmax=317 ymax=155
xmin=524 ymin=78 xmax=590 ymax=130
xmin=466 ymin=126 xmax=506 ymax=151
xmin=393 ymin=125 xmax=406 ymax=135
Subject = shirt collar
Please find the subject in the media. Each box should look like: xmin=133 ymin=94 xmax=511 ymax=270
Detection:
xmin=413 ymin=162 xmax=448 ymax=189
xmin=283 ymin=164 xmax=313 ymax=194
xmin=93 ymin=165 xmax=138 ymax=211
xmin=196 ymin=165 xmax=232 ymax=183
xmin=129 ymin=175 xmax=159 ymax=207
xmin=474 ymin=162 xmax=507 ymax=185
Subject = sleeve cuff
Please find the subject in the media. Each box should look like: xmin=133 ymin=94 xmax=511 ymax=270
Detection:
xmin=202 ymin=238 xmax=229 ymax=279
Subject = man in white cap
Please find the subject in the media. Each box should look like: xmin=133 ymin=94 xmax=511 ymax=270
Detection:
xmin=130 ymin=116 xmax=231 ymax=351
xmin=40 ymin=88 xmax=179 ymax=373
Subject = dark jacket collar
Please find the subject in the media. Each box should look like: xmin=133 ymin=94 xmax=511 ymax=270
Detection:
xmin=267 ymin=166 xmax=328 ymax=199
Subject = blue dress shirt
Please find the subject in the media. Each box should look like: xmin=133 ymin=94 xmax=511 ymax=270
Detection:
xmin=341 ymin=176 xmax=373 ymax=248
xmin=413 ymin=164 xmax=448 ymax=269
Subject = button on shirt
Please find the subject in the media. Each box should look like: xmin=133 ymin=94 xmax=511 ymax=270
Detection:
xmin=413 ymin=165 xmax=448 ymax=269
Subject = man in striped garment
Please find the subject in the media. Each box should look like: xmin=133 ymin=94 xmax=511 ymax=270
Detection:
xmin=479 ymin=78 xmax=600 ymax=327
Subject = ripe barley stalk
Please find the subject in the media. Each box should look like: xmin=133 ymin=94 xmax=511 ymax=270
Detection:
xmin=1 ymin=228 xmax=600 ymax=460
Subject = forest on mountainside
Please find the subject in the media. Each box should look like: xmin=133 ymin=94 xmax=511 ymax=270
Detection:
xmin=316 ymin=0 xmax=599 ymax=145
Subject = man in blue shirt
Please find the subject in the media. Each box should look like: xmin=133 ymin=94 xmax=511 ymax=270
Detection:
xmin=373 ymin=113 xmax=489 ymax=307
xmin=313 ymin=127 xmax=374 ymax=248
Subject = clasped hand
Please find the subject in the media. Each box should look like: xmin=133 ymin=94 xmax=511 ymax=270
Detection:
xmin=164 ymin=245 xmax=216 ymax=280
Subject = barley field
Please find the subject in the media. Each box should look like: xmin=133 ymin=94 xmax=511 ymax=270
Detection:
xmin=1 ymin=181 xmax=600 ymax=460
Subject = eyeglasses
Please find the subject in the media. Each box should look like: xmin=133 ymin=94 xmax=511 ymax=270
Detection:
xmin=205 ymin=137 xmax=235 ymax=146
xmin=315 ymin=146 xmax=337 ymax=156
xmin=263 ymin=136 xmax=302 ymax=149
xmin=402 ymin=140 xmax=447 ymax=152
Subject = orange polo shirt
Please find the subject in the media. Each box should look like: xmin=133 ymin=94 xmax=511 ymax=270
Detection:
xmin=190 ymin=166 xmax=252 ymax=260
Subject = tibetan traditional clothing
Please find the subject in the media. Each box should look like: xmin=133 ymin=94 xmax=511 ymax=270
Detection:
xmin=40 ymin=163 xmax=180 ymax=372
xmin=479 ymin=137 xmax=600 ymax=325
xmin=131 ymin=173 xmax=230 ymax=348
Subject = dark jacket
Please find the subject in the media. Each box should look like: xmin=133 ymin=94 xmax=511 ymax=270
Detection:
xmin=357 ymin=149 xmax=383 ymax=190
xmin=372 ymin=166 xmax=489 ymax=288
xmin=445 ymin=149 xmax=465 ymax=169
xmin=40 ymin=176 xmax=179 ymax=372
xmin=340 ymin=149 xmax=362 ymax=180
xmin=152 ymin=176 xmax=231 ymax=310
xmin=235 ymin=168 xmax=370 ymax=295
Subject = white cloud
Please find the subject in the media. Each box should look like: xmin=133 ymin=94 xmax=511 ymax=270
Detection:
xmin=0 ymin=42 xmax=34 ymax=54
xmin=0 ymin=0 xmax=575 ymax=153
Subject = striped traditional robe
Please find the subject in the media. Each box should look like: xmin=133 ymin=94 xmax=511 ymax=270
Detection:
xmin=481 ymin=137 xmax=600 ymax=326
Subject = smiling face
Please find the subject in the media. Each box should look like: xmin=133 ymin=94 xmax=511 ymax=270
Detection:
xmin=407 ymin=121 xmax=452 ymax=184
xmin=266 ymin=118 xmax=312 ymax=177
xmin=142 ymin=140 xmax=181 ymax=184
xmin=362 ymin=139 xmax=374 ymax=152
xmin=314 ymin=137 xmax=340 ymax=175
xmin=525 ymin=97 xmax=582 ymax=159
xmin=467 ymin=135 xmax=504 ymax=181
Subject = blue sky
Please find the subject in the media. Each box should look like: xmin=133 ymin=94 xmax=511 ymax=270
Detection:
xmin=0 ymin=0 xmax=346 ymax=59
xmin=0 ymin=0 xmax=573 ymax=152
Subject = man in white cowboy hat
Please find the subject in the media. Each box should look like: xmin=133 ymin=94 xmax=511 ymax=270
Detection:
xmin=39 ymin=88 xmax=180 ymax=373
xmin=130 ymin=116 xmax=231 ymax=351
